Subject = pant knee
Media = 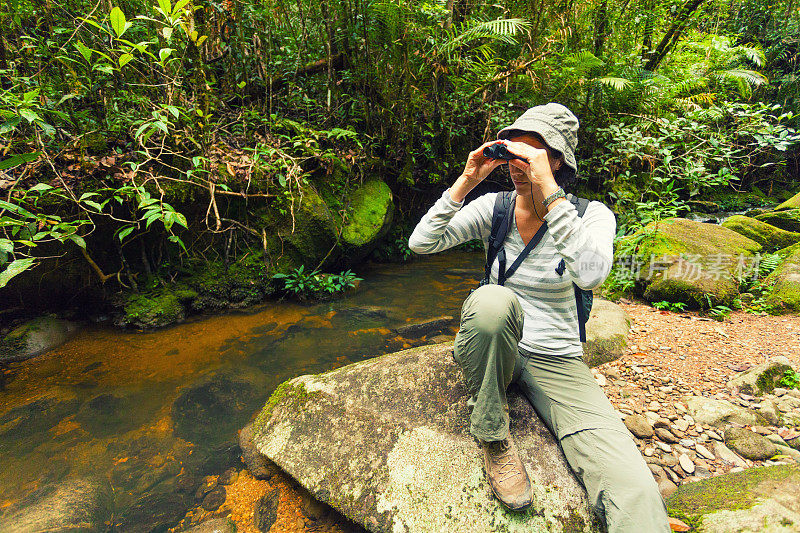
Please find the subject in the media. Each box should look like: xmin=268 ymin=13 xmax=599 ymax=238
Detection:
xmin=462 ymin=285 xmax=522 ymax=336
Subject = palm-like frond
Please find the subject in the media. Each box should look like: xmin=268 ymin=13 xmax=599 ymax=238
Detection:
xmin=438 ymin=18 xmax=531 ymax=57
xmin=596 ymin=77 xmax=633 ymax=91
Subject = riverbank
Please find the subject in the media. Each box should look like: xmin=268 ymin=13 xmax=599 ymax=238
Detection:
xmin=197 ymin=298 xmax=800 ymax=533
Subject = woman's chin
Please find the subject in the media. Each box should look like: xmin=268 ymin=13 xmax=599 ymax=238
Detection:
xmin=512 ymin=181 xmax=531 ymax=195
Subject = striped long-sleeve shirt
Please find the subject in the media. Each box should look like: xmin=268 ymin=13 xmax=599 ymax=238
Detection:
xmin=408 ymin=189 xmax=616 ymax=357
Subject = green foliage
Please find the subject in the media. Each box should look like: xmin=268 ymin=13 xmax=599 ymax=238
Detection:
xmin=652 ymin=300 xmax=687 ymax=312
xmin=272 ymin=266 xmax=361 ymax=299
xmin=779 ymin=369 xmax=800 ymax=390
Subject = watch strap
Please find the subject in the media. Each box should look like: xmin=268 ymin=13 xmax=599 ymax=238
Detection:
xmin=542 ymin=187 xmax=566 ymax=208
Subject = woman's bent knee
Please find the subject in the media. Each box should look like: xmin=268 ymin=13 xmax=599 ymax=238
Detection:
xmin=461 ymin=285 xmax=523 ymax=336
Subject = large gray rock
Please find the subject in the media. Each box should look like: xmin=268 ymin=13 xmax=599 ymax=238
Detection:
xmin=724 ymin=427 xmax=779 ymax=462
xmin=728 ymin=356 xmax=794 ymax=395
xmin=583 ymin=298 xmax=630 ymax=368
xmin=666 ymin=465 xmax=800 ymax=532
xmin=685 ymin=396 xmax=769 ymax=427
xmin=0 ymin=316 xmax=80 ymax=363
xmin=0 ymin=477 xmax=112 ymax=532
xmin=251 ymin=343 xmax=602 ymax=532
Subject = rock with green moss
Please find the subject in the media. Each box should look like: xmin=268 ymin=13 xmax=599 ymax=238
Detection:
xmin=341 ymin=180 xmax=394 ymax=263
xmin=117 ymin=291 xmax=186 ymax=329
xmin=755 ymin=209 xmax=800 ymax=233
xmin=666 ymin=465 xmax=800 ymax=532
xmin=0 ymin=316 xmax=81 ymax=363
xmin=774 ymin=191 xmax=800 ymax=211
xmin=763 ymin=245 xmax=800 ymax=313
xmin=728 ymin=357 xmax=794 ymax=396
xmin=618 ymin=218 xmax=761 ymax=308
xmin=583 ymin=298 xmax=631 ymax=368
xmin=721 ymin=215 xmax=800 ymax=253
xmin=249 ymin=343 xmax=602 ymax=532
xmin=685 ymin=396 xmax=769 ymax=427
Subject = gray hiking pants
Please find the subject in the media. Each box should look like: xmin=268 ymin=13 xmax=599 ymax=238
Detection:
xmin=454 ymin=284 xmax=670 ymax=532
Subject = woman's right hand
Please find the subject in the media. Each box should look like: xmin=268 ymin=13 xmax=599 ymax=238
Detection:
xmin=450 ymin=141 xmax=505 ymax=202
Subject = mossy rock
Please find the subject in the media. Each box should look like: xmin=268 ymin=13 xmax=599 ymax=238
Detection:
xmin=665 ymin=465 xmax=800 ymax=532
xmin=619 ymin=218 xmax=761 ymax=308
xmin=118 ymin=290 xmax=185 ymax=329
xmin=763 ymin=244 xmax=800 ymax=314
xmin=721 ymin=215 xmax=800 ymax=253
xmin=774 ymin=191 xmax=800 ymax=211
xmin=0 ymin=316 xmax=81 ymax=363
xmin=341 ymin=180 xmax=394 ymax=262
xmin=755 ymin=208 xmax=800 ymax=233
xmin=685 ymin=200 xmax=721 ymax=214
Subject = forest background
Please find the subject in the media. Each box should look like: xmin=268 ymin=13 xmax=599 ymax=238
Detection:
xmin=1 ymin=0 xmax=799 ymax=323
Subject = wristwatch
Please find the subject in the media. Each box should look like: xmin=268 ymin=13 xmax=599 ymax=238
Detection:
xmin=542 ymin=187 xmax=566 ymax=209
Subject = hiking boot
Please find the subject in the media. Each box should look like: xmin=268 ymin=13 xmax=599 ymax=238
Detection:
xmin=481 ymin=437 xmax=533 ymax=511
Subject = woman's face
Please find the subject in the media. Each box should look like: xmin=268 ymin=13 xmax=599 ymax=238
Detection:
xmin=506 ymin=133 xmax=564 ymax=194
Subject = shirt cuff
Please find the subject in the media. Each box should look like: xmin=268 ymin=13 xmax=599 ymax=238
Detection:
xmin=443 ymin=188 xmax=464 ymax=209
xmin=543 ymin=198 xmax=574 ymax=225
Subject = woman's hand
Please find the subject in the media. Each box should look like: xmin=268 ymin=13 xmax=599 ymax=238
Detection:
xmin=449 ymin=142 xmax=506 ymax=203
xmin=503 ymin=141 xmax=560 ymax=195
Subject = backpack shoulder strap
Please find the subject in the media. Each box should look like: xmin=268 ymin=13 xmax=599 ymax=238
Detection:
xmin=483 ymin=191 xmax=514 ymax=285
xmin=565 ymin=193 xmax=594 ymax=343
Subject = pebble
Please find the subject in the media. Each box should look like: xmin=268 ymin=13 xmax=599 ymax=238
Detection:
xmin=648 ymin=400 xmax=661 ymax=411
xmin=707 ymin=430 xmax=722 ymax=441
xmin=644 ymin=447 xmax=654 ymax=457
xmin=679 ymin=454 xmax=695 ymax=474
xmin=674 ymin=419 xmax=690 ymax=432
xmin=695 ymin=443 xmax=715 ymax=460
xmin=656 ymin=441 xmax=672 ymax=453
xmin=679 ymin=438 xmax=695 ymax=448
xmin=774 ymin=388 xmax=787 ymax=397
xmin=655 ymin=428 xmax=679 ymax=443
xmin=595 ymin=373 xmax=607 ymax=387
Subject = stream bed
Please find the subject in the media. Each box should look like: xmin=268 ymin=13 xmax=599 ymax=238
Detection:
xmin=0 ymin=250 xmax=483 ymax=531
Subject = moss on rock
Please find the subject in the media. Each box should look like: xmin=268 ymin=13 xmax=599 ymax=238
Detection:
xmin=119 ymin=291 xmax=185 ymax=329
xmin=619 ymin=218 xmax=761 ymax=308
xmin=763 ymin=244 xmax=800 ymax=313
xmin=774 ymin=191 xmax=800 ymax=211
xmin=341 ymin=180 xmax=393 ymax=247
xmin=666 ymin=465 xmax=800 ymax=516
xmin=721 ymin=215 xmax=800 ymax=253
xmin=755 ymin=208 xmax=800 ymax=233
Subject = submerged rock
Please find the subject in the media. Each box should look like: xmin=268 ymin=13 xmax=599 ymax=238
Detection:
xmin=666 ymin=465 xmax=800 ymax=532
xmin=250 ymin=343 xmax=601 ymax=533
xmin=0 ymin=316 xmax=81 ymax=363
xmin=0 ymin=477 xmax=112 ymax=533
xmin=583 ymin=298 xmax=630 ymax=368
xmin=394 ymin=315 xmax=454 ymax=339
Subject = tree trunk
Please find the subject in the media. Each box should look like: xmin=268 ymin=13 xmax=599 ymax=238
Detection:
xmin=644 ymin=0 xmax=706 ymax=72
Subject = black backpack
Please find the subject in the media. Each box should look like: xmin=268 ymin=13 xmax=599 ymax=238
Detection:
xmin=480 ymin=191 xmax=594 ymax=342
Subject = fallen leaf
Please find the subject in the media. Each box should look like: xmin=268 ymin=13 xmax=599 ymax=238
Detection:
xmin=226 ymin=162 xmax=235 ymax=176
xmin=668 ymin=516 xmax=691 ymax=531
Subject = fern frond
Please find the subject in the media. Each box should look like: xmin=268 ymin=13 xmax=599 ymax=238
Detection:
xmin=597 ymin=76 xmax=633 ymax=91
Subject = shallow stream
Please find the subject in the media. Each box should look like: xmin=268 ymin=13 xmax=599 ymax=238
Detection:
xmin=0 ymin=250 xmax=483 ymax=530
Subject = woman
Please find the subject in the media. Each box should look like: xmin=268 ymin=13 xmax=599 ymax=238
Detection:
xmin=408 ymin=103 xmax=669 ymax=532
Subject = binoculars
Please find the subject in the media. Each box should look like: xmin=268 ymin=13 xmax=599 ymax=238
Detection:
xmin=482 ymin=143 xmax=526 ymax=162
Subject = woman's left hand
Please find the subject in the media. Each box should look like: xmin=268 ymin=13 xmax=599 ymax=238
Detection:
xmin=502 ymin=141 xmax=559 ymax=194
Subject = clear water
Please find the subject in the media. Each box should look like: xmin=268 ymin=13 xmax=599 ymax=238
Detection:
xmin=0 ymin=251 xmax=483 ymax=528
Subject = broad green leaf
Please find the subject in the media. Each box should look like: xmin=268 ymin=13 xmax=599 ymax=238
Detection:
xmin=117 ymin=226 xmax=134 ymax=241
xmin=0 ymin=118 xmax=21 ymax=134
xmin=165 ymin=105 xmax=180 ymax=119
xmin=159 ymin=48 xmax=174 ymax=62
xmin=74 ymin=41 xmax=92 ymax=62
xmin=84 ymin=200 xmax=104 ymax=211
xmin=196 ymin=35 xmax=207 ymax=46
xmin=133 ymin=122 xmax=151 ymax=140
xmin=19 ymin=108 xmax=40 ymax=123
xmin=0 ymin=258 xmax=35 ymax=288
xmin=0 ymin=239 xmax=13 ymax=253
xmin=156 ymin=0 xmax=172 ymax=16
xmin=22 ymin=89 xmax=40 ymax=103
xmin=162 ymin=27 xmax=173 ymax=40
xmin=153 ymin=121 xmax=169 ymax=134
xmin=110 ymin=7 xmax=127 ymax=37
xmin=119 ymin=53 xmax=134 ymax=67
xmin=27 ymin=183 xmax=53 ymax=193
xmin=175 ymin=213 xmax=188 ymax=228
xmin=0 ymin=200 xmax=33 ymax=218
xmin=79 ymin=192 xmax=99 ymax=201
xmin=69 ymin=234 xmax=87 ymax=249
xmin=94 ymin=63 xmax=114 ymax=75
xmin=173 ymin=0 xmax=191 ymax=13
xmin=0 ymin=152 xmax=39 ymax=170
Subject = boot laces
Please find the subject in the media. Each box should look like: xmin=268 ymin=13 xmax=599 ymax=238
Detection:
xmin=490 ymin=439 xmax=521 ymax=483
